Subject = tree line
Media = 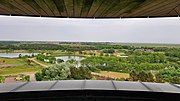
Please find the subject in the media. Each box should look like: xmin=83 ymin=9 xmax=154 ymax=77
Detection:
xmin=1 ymin=43 xmax=179 ymax=52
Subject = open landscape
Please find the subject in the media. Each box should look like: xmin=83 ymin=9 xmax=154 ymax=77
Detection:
xmin=0 ymin=41 xmax=179 ymax=84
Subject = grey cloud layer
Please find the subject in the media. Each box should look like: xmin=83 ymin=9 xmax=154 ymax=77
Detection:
xmin=0 ymin=16 xmax=179 ymax=44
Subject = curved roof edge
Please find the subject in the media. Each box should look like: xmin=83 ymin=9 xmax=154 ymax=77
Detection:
xmin=0 ymin=80 xmax=179 ymax=94
xmin=0 ymin=14 xmax=179 ymax=19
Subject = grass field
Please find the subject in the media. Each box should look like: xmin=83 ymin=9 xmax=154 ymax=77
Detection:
xmin=0 ymin=57 xmax=25 ymax=65
xmin=96 ymin=71 xmax=129 ymax=79
xmin=0 ymin=57 xmax=43 ymax=76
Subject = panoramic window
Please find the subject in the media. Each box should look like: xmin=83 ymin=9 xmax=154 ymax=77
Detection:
xmin=0 ymin=16 xmax=179 ymax=84
xmin=0 ymin=0 xmax=180 ymax=100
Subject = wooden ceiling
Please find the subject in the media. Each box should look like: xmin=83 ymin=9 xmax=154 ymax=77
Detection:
xmin=0 ymin=0 xmax=180 ymax=18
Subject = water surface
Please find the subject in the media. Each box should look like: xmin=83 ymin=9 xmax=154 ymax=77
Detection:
xmin=0 ymin=53 xmax=39 ymax=58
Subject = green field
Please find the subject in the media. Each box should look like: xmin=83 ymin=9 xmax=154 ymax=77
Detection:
xmin=0 ymin=57 xmax=43 ymax=75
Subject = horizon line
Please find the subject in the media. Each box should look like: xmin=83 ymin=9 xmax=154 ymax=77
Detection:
xmin=0 ymin=40 xmax=180 ymax=45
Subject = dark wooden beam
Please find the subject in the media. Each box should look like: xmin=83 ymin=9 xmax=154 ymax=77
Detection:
xmin=15 ymin=0 xmax=40 ymax=15
xmin=44 ymin=0 xmax=61 ymax=16
xmin=111 ymin=0 xmax=134 ymax=17
xmin=74 ymin=0 xmax=83 ymax=17
xmin=64 ymin=0 xmax=73 ymax=17
xmin=53 ymin=0 xmax=67 ymax=17
xmin=141 ymin=0 xmax=179 ymax=17
xmin=94 ymin=0 xmax=113 ymax=17
xmin=99 ymin=0 xmax=118 ymax=17
xmin=134 ymin=0 xmax=176 ymax=16
xmin=87 ymin=0 xmax=104 ymax=17
xmin=23 ymin=0 xmax=47 ymax=16
xmin=34 ymin=0 xmax=54 ymax=16
xmin=81 ymin=0 xmax=94 ymax=17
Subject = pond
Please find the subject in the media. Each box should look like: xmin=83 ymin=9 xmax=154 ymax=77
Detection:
xmin=55 ymin=56 xmax=84 ymax=62
xmin=55 ymin=56 xmax=85 ymax=67
xmin=0 ymin=53 xmax=39 ymax=58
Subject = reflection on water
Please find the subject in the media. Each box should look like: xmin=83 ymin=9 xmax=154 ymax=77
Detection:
xmin=55 ymin=56 xmax=84 ymax=62
xmin=0 ymin=53 xmax=39 ymax=58
xmin=55 ymin=56 xmax=85 ymax=67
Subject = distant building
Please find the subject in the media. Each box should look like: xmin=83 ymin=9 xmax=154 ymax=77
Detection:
xmin=44 ymin=59 xmax=49 ymax=63
xmin=117 ymin=54 xmax=128 ymax=58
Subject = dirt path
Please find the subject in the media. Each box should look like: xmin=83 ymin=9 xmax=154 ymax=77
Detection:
xmin=28 ymin=58 xmax=48 ymax=67
xmin=28 ymin=73 xmax=36 ymax=82
xmin=91 ymin=72 xmax=118 ymax=80
xmin=91 ymin=72 xmax=129 ymax=80
xmin=0 ymin=64 xmax=19 ymax=68
xmin=26 ymin=58 xmax=48 ymax=82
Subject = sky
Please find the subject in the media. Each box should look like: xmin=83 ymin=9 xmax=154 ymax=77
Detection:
xmin=0 ymin=15 xmax=180 ymax=44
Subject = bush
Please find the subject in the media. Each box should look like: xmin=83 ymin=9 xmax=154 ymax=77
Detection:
xmin=69 ymin=67 xmax=92 ymax=80
xmin=129 ymin=71 xmax=155 ymax=82
xmin=57 ymin=59 xmax=64 ymax=64
xmin=22 ymin=75 xmax=30 ymax=82
xmin=0 ymin=76 xmax=5 ymax=83
xmin=170 ymin=76 xmax=180 ymax=84
xmin=35 ymin=63 xmax=71 ymax=81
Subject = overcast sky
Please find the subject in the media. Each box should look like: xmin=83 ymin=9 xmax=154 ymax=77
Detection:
xmin=0 ymin=15 xmax=180 ymax=44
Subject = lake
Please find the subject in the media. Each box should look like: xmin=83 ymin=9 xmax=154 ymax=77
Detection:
xmin=0 ymin=53 xmax=39 ymax=58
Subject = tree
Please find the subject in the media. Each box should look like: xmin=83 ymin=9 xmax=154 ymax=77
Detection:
xmin=155 ymin=73 xmax=164 ymax=83
xmin=170 ymin=76 xmax=180 ymax=84
xmin=0 ymin=76 xmax=5 ymax=83
xmin=31 ymin=53 xmax=35 ymax=57
xmin=129 ymin=70 xmax=138 ymax=81
xmin=83 ymin=52 xmax=87 ymax=55
xmin=69 ymin=67 xmax=92 ymax=79
xmin=35 ymin=63 xmax=71 ymax=81
xmin=66 ymin=59 xmax=78 ymax=67
xmin=155 ymin=68 xmax=180 ymax=83
xmin=57 ymin=59 xmax=64 ymax=64
xmin=79 ymin=67 xmax=92 ymax=79
xmin=36 ymin=54 xmax=45 ymax=61
xmin=35 ymin=72 xmax=43 ymax=81
xmin=19 ymin=54 xmax=22 ymax=58
xmin=100 ymin=52 xmax=104 ymax=56
xmin=89 ymin=52 xmax=94 ymax=55
xmin=147 ymin=72 xmax=154 ymax=82
xmin=138 ymin=71 xmax=148 ymax=82
xmin=79 ymin=51 xmax=83 ymax=54
xmin=66 ymin=59 xmax=76 ymax=64
xmin=27 ymin=59 xmax=32 ymax=65
xmin=48 ymin=57 xmax=56 ymax=64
